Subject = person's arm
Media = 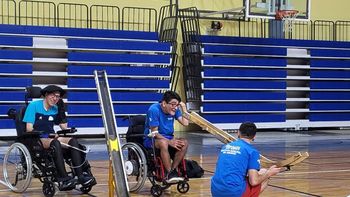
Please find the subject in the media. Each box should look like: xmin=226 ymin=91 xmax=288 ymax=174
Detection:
xmin=248 ymin=165 xmax=281 ymax=186
xmin=59 ymin=123 xmax=68 ymax=130
xmin=23 ymin=102 xmax=36 ymax=132
xmin=26 ymin=123 xmax=34 ymax=132
xmin=177 ymin=102 xmax=189 ymax=126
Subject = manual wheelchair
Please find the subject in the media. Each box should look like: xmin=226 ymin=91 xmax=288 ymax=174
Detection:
xmin=121 ymin=115 xmax=190 ymax=197
xmin=3 ymin=86 xmax=95 ymax=197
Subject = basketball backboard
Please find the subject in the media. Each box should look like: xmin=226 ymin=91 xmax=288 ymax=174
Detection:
xmin=245 ymin=0 xmax=310 ymax=20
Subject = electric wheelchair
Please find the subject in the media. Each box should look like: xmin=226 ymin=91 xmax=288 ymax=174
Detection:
xmin=4 ymin=86 xmax=95 ymax=197
xmin=121 ymin=115 xmax=190 ymax=197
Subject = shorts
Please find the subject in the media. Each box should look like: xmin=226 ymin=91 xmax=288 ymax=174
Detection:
xmin=241 ymin=179 xmax=261 ymax=197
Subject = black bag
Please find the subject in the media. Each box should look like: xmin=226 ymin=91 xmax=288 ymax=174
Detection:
xmin=185 ymin=159 xmax=204 ymax=178
xmin=126 ymin=115 xmax=146 ymax=145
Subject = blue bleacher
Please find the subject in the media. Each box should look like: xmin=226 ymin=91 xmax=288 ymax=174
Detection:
xmin=0 ymin=24 xmax=171 ymax=135
xmin=68 ymin=117 xmax=129 ymax=128
xmin=68 ymin=52 xmax=171 ymax=64
xmin=310 ymin=92 xmax=350 ymax=100
xmin=200 ymin=35 xmax=350 ymax=49
xmin=310 ymin=70 xmax=350 ymax=78
xmin=203 ymin=114 xmax=286 ymax=123
xmin=0 ymin=91 xmax=26 ymax=101
xmin=310 ymin=102 xmax=350 ymax=110
xmin=68 ymin=78 xmax=170 ymax=89
xmin=0 ymin=24 xmax=159 ymax=41
xmin=0 ymin=78 xmax=32 ymax=87
xmin=203 ymin=68 xmax=286 ymax=78
xmin=309 ymin=113 xmax=350 ymax=121
xmin=310 ymin=49 xmax=350 ymax=58
xmin=68 ymin=91 xmax=162 ymax=101
xmin=203 ymin=44 xmax=287 ymax=56
xmin=203 ymin=56 xmax=286 ymax=67
xmin=310 ymin=59 xmax=350 ymax=68
xmin=0 ymin=64 xmax=32 ymax=73
xmin=203 ymin=80 xmax=286 ymax=89
xmin=68 ymin=39 xmax=171 ymax=52
xmin=310 ymin=81 xmax=350 ymax=89
xmin=68 ymin=104 xmax=151 ymax=115
xmin=202 ymin=103 xmax=286 ymax=112
xmin=202 ymin=91 xmax=286 ymax=101
xmin=0 ymin=50 xmax=32 ymax=60
xmin=0 ymin=35 xmax=33 ymax=46
xmin=68 ymin=65 xmax=170 ymax=77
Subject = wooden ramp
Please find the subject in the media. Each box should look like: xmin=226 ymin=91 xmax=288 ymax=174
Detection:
xmin=184 ymin=111 xmax=309 ymax=168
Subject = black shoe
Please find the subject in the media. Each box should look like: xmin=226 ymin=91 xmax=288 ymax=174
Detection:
xmin=59 ymin=177 xmax=77 ymax=191
xmin=166 ymin=169 xmax=184 ymax=184
xmin=78 ymin=175 xmax=96 ymax=187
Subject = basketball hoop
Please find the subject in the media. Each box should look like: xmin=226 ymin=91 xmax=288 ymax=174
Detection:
xmin=275 ymin=10 xmax=299 ymax=32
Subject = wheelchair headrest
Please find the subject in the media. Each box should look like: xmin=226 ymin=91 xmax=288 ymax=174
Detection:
xmin=129 ymin=115 xmax=146 ymax=127
xmin=26 ymin=87 xmax=42 ymax=98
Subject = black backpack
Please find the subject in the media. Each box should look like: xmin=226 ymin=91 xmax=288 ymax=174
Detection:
xmin=126 ymin=115 xmax=146 ymax=145
xmin=185 ymin=159 xmax=204 ymax=178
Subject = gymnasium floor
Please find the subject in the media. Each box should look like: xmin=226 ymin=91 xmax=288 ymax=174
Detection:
xmin=0 ymin=128 xmax=350 ymax=196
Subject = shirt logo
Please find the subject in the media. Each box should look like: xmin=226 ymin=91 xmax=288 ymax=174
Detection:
xmin=48 ymin=116 xmax=54 ymax=121
xmin=167 ymin=117 xmax=173 ymax=120
xmin=221 ymin=144 xmax=241 ymax=155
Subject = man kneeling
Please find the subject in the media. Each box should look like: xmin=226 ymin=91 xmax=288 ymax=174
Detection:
xmin=211 ymin=122 xmax=281 ymax=197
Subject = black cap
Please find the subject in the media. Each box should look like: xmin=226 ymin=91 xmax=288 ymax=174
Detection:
xmin=40 ymin=85 xmax=66 ymax=97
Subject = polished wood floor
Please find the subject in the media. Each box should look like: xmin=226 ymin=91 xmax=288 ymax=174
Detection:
xmin=0 ymin=129 xmax=350 ymax=197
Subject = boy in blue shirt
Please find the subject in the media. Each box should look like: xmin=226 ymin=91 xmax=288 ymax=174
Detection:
xmin=211 ymin=122 xmax=281 ymax=197
xmin=143 ymin=91 xmax=189 ymax=183
xmin=23 ymin=85 xmax=96 ymax=190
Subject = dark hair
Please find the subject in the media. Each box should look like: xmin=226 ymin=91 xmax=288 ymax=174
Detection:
xmin=162 ymin=91 xmax=181 ymax=103
xmin=41 ymin=85 xmax=66 ymax=97
xmin=239 ymin=122 xmax=257 ymax=139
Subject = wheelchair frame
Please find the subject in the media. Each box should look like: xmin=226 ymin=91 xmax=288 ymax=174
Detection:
xmin=122 ymin=141 xmax=190 ymax=197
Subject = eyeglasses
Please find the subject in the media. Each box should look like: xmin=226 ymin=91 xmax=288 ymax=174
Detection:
xmin=49 ymin=93 xmax=61 ymax=99
xmin=167 ymin=102 xmax=179 ymax=107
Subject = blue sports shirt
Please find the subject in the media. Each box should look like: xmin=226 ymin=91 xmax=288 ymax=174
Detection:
xmin=143 ymin=103 xmax=182 ymax=148
xmin=23 ymin=99 xmax=59 ymax=137
xmin=211 ymin=139 xmax=260 ymax=197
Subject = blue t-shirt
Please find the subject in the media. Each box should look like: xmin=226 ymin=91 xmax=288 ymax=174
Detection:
xmin=143 ymin=103 xmax=182 ymax=148
xmin=23 ymin=99 xmax=59 ymax=137
xmin=211 ymin=139 xmax=260 ymax=197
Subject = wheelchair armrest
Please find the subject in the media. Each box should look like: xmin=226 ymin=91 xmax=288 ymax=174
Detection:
xmin=20 ymin=131 xmax=43 ymax=138
xmin=56 ymin=127 xmax=77 ymax=135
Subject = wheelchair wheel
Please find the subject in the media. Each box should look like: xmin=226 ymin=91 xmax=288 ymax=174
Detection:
xmin=150 ymin=185 xmax=162 ymax=197
xmin=3 ymin=142 xmax=32 ymax=193
xmin=121 ymin=142 xmax=147 ymax=192
xmin=177 ymin=181 xmax=190 ymax=193
xmin=42 ymin=180 xmax=55 ymax=197
xmin=80 ymin=185 xmax=92 ymax=194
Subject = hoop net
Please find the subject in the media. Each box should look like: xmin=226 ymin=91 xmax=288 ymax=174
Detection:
xmin=275 ymin=10 xmax=299 ymax=32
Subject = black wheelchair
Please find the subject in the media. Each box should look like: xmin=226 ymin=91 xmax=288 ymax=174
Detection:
xmin=4 ymin=87 xmax=95 ymax=197
xmin=121 ymin=115 xmax=190 ymax=197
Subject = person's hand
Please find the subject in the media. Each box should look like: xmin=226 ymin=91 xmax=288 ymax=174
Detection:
xmin=179 ymin=102 xmax=187 ymax=112
xmin=168 ymin=139 xmax=185 ymax=151
xmin=267 ymin=165 xmax=281 ymax=177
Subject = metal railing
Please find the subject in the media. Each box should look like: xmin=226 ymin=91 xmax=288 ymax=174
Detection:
xmin=0 ymin=0 xmax=16 ymax=25
xmin=122 ymin=7 xmax=157 ymax=32
xmin=19 ymin=0 xmax=55 ymax=26
xmin=90 ymin=5 xmax=120 ymax=30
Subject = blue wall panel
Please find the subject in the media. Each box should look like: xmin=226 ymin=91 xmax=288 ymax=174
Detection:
xmin=309 ymin=113 xmax=350 ymax=121
xmin=0 ymin=50 xmax=32 ymax=60
xmin=309 ymin=102 xmax=350 ymax=110
xmin=204 ymin=45 xmax=287 ymax=56
xmin=0 ymin=64 xmax=32 ymax=73
xmin=310 ymin=81 xmax=350 ymax=89
xmin=310 ymin=92 xmax=350 ymax=100
xmin=0 ymin=35 xmax=33 ymax=46
xmin=0 ymin=78 xmax=32 ymax=87
xmin=310 ymin=59 xmax=350 ymax=69
xmin=67 ymin=104 xmax=150 ymax=114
